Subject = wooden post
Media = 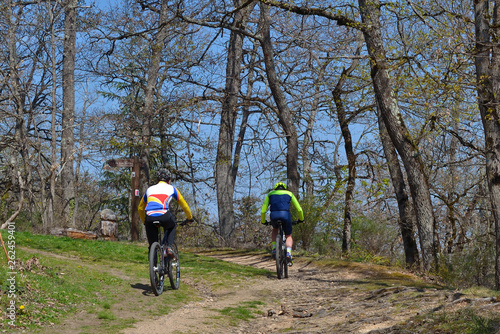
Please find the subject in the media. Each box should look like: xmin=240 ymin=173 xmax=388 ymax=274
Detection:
xmin=106 ymin=158 xmax=142 ymax=241
xmin=131 ymin=157 xmax=140 ymax=241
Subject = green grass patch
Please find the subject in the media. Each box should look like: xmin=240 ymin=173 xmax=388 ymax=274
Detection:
xmin=0 ymin=230 xmax=272 ymax=332
xmin=215 ymin=300 xmax=265 ymax=326
xmin=398 ymin=307 xmax=500 ymax=333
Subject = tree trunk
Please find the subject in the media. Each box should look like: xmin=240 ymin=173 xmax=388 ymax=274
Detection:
xmin=61 ymin=0 xmax=77 ymax=228
xmin=303 ymin=60 xmax=329 ymax=197
xmin=3 ymin=0 xmax=30 ymax=229
xmin=137 ymin=0 xmax=170 ymax=241
xmin=259 ymin=2 xmax=301 ymax=195
xmin=332 ymin=68 xmax=357 ymax=255
xmin=377 ymin=107 xmax=419 ymax=268
xmin=358 ymin=0 xmax=436 ymax=271
xmin=473 ymin=0 xmax=500 ymax=290
xmin=49 ymin=1 xmax=59 ymax=233
xmin=216 ymin=0 xmax=255 ymax=242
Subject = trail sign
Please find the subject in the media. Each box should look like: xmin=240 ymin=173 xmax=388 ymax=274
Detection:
xmin=106 ymin=158 xmax=135 ymax=168
xmin=106 ymin=157 xmax=142 ymax=241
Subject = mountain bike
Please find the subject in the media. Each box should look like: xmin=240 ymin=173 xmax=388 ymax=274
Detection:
xmin=265 ymin=220 xmax=300 ymax=279
xmin=149 ymin=220 xmax=186 ymax=296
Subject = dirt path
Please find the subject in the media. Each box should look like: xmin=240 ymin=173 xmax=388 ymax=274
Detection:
xmin=19 ymin=248 xmax=499 ymax=334
xmin=122 ymin=251 xmax=498 ymax=334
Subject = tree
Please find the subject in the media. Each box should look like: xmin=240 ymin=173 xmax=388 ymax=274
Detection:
xmin=259 ymin=3 xmax=301 ymax=195
xmin=331 ymin=38 xmax=364 ymax=255
xmin=377 ymin=107 xmax=419 ymax=267
xmin=357 ymin=0 xmax=436 ymax=271
xmin=215 ymin=0 xmax=257 ymax=242
xmin=258 ymin=0 xmax=436 ymax=270
xmin=473 ymin=0 xmax=500 ymax=289
xmin=61 ymin=0 xmax=77 ymax=228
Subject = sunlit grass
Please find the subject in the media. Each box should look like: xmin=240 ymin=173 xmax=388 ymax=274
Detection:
xmin=0 ymin=230 xmax=272 ymax=332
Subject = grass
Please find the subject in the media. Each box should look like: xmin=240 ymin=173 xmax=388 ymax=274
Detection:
xmin=215 ymin=300 xmax=265 ymax=326
xmin=398 ymin=307 xmax=500 ymax=333
xmin=0 ymin=230 xmax=271 ymax=332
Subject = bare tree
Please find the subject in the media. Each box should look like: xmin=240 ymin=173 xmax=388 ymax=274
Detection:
xmin=473 ymin=0 xmax=500 ymax=289
xmin=216 ymin=0 xmax=257 ymax=241
xmin=258 ymin=2 xmax=300 ymax=195
xmin=357 ymin=0 xmax=436 ymax=271
xmin=377 ymin=107 xmax=419 ymax=267
xmin=61 ymin=0 xmax=77 ymax=228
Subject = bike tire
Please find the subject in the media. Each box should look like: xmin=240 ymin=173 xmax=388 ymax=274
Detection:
xmin=149 ymin=242 xmax=165 ymax=296
xmin=283 ymin=232 xmax=289 ymax=278
xmin=167 ymin=243 xmax=180 ymax=290
xmin=276 ymin=226 xmax=284 ymax=279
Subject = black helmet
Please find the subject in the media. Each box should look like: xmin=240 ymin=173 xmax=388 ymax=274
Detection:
xmin=156 ymin=168 xmax=171 ymax=182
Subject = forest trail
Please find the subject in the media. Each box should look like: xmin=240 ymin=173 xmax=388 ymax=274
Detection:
xmin=122 ymin=250 xmax=499 ymax=334
xmin=14 ymin=247 xmax=499 ymax=334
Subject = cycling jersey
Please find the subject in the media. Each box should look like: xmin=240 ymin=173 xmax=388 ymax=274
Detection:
xmin=138 ymin=181 xmax=193 ymax=223
xmin=260 ymin=189 xmax=304 ymax=225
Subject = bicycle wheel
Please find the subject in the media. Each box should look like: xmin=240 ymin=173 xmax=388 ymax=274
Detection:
xmin=275 ymin=225 xmax=284 ymax=279
xmin=149 ymin=242 xmax=165 ymax=296
xmin=283 ymin=232 xmax=289 ymax=279
xmin=167 ymin=243 xmax=180 ymax=290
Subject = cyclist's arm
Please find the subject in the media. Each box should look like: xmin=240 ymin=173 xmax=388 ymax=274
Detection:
xmin=290 ymin=194 xmax=304 ymax=221
xmin=260 ymin=195 xmax=270 ymax=224
xmin=138 ymin=194 xmax=147 ymax=223
xmin=175 ymin=189 xmax=193 ymax=220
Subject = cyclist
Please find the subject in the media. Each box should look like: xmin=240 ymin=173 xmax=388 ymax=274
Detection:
xmin=138 ymin=168 xmax=194 ymax=258
xmin=260 ymin=181 xmax=304 ymax=265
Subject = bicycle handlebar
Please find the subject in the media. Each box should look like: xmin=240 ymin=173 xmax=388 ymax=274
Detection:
xmin=152 ymin=217 xmax=196 ymax=227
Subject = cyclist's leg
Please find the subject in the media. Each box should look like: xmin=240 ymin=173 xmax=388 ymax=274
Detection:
xmin=162 ymin=211 xmax=176 ymax=245
xmin=281 ymin=213 xmax=293 ymax=263
xmin=160 ymin=211 xmax=176 ymax=257
xmin=144 ymin=216 xmax=160 ymax=252
xmin=270 ymin=212 xmax=282 ymax=256
xmin=271 ymin=228 xmax=278 ymax=246
xmin=284 ymin=218 xmax=293 ymax=249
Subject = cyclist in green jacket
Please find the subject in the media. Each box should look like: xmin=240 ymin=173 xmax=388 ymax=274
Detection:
xmin=261 ymin=182 xmax=304 ymax=265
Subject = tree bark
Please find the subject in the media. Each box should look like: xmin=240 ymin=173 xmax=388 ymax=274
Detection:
xmin=259 ymin=2 xmax=301 ymax=195
xmin=61 ymin=0 xmax=77 ymax=228
xmin=473 ymin=0 xmax=500 ymax=289
xmin=216 ymin=0 xmax=256 ymax=242
xmin=358 ymin=0 xmax=436 ymax=271
xmin=2 ymin=0 xmax=30 ymax=230
xmin=377 ymin=107 xmax=419 ymax=268
xmin=332 ymin=67 xmax=357 ymax=255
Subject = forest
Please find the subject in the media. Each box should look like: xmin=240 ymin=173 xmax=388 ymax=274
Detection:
xmin=1 ymin=0 xmax=500 ymax=290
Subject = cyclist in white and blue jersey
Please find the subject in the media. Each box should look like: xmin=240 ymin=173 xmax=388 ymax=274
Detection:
xmin=138 ymin=169 xmax=193 ymax=258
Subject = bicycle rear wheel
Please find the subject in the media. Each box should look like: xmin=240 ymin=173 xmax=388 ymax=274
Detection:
xmin=149 ymin=242 xmax=165 ymax=296
xmin=283 ymin=232 xmax=289 ymax=279
xmin=275 ymin=225 xmax=284 ymax=279
xmin=167 ymin=243 xmax=180 ymax=290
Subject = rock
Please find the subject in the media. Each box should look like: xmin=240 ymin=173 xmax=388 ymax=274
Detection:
xmin=100 ymin=208 xmax=117 ymax=221
xmin=100 ymin=209 xmax=117 ymax=240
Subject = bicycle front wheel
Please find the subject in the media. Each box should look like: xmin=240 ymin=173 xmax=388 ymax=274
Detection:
xmin=149 ymin=242 xmax=165 ymax=296
xmin=167 ymin=243 xmax=180 ymax=290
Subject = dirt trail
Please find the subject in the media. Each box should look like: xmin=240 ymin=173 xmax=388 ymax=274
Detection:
xmin=122 ymin=251 xmax=496 ymax=334
xmin=18 ymin=248 xmax=499 ymax=334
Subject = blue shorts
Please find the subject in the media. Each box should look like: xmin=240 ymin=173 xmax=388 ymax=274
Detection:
xmin=270 ymin=211 xmax=292 ymax=235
